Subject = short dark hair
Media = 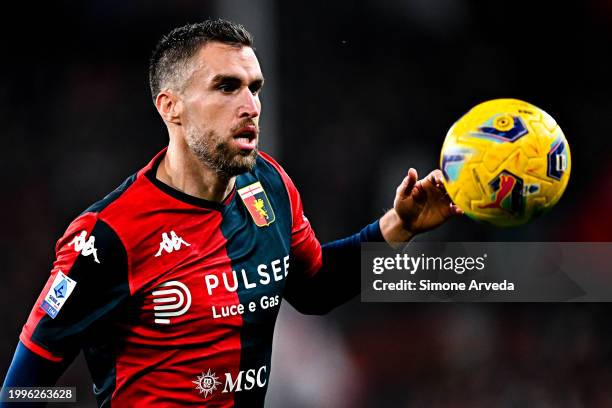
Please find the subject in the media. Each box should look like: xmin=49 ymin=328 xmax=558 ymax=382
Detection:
xmin=148 ymin=19 xmax=254 ymax=102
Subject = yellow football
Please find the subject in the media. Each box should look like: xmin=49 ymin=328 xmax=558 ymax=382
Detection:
xmin=440 ymin=98 xmax=571 ymax=227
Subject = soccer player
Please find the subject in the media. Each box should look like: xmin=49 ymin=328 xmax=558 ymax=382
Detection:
xmin=1 ymin=19 xmax=461 ymax=407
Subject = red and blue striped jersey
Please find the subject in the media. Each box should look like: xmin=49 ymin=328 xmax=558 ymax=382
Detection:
xmin=20 ymin=148 xmax=326 ymax=407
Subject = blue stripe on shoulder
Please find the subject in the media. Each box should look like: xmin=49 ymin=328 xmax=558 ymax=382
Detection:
xmin=81 ymin=173 xmax=137 ymax=215
xmin=252 ymin=155 xmax=290 ymax=215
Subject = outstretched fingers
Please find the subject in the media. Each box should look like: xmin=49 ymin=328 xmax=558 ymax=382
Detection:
xmin=430 ymin=170 xmax=463 ymax=216
xmin=450 ymin=203 xmax=464 ymax=215
xmin=397 ymin=168 xmax=418 ymax=199
xmin=433 ymin=169 xmax=445 ymax=187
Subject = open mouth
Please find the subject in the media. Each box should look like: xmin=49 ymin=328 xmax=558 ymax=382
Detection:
xmin=233 ymin=126 xmax=258 ymax=151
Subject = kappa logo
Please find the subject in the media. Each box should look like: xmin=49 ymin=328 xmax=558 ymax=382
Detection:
xmin=193 ymin=366 xmax=268 ymax=399
xmin=151 ymin=280 xmax=192 ymax=324
xmin=154 ymin=230 xmax=191 ymax=257
xmin=69 ymin=230 xmax=100 ymax=263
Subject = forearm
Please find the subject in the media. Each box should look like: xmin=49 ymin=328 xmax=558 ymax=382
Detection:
xmin=284 ymin=221 xmax=383 ymax=314
xmin=2 ymin=341 xmax=67 ymax=391
xmin=379 ymin=209 xmax=414 ymax=244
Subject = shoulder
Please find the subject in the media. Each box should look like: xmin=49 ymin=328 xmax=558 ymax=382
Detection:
xmin=256 ymin=151 xmax=287 ymax=176
xmin=57 ymin=170 xmax=144 ymax=260
xmin=255 ymin=151 xmax=299 ymax=194
xmin=81 ymin=172 xmax=139 ymax=216
xmin=253 ymin=151 xmax=306 ymax=225
xmin=55 ymin=208 xmax=128 ymax=274
xmin=77 ymin=149 xmax=167 ymax=235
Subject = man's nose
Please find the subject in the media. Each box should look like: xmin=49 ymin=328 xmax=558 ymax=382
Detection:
xmin=238 ymin=88 xmax=260 ymax=119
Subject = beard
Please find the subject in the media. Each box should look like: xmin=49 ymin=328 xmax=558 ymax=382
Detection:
xmin=185 ymin=125 xmax=258 ymax=177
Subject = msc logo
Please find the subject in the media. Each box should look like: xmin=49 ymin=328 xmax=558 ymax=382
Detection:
xmin=69 ymin=230 xmax=100 ymax=263
xmin=193 ymin=369 xmax=222 ymax=398
xmin=151 ymin=280 xmax=191 ymax=324
xmin=193 ymin=366 xmax=268 ymax=399
xmin=223 ymin=366 xmax=268 ymax=393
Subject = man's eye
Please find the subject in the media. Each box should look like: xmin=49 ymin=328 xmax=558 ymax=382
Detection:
xmin=218 ymin=84 xmax=238 ymax=93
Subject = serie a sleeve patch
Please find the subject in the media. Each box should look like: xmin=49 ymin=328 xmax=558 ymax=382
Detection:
xmin=40 ymin=271 xmax=77 ymax=319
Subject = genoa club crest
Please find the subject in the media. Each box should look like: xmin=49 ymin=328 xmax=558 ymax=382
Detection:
xmin=237 ymin=181 xmax=275 ymax=227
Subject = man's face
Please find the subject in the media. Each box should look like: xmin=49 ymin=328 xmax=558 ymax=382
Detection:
xmin=179 ymin=42 xmax=264 ymax=177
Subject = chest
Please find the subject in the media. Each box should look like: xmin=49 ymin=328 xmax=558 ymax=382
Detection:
xmin=122 ymin=184 xmax=292 ymax=339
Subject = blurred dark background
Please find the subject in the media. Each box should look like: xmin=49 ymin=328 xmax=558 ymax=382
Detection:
xmin=2 ymin=0 xmax=612 ymax=406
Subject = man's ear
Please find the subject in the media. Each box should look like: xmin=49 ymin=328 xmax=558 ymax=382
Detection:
xmin=155 ymin=90 xmax=182 ymax=125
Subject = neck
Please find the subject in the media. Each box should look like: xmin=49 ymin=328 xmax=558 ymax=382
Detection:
xmin=157 ymin=137 xmax=235 ymax=203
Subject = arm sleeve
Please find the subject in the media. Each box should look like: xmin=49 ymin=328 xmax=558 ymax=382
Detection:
xmin=0 ymin=342 xmax=70 ymax=407
xmin=2 ymin=341 xmax=68 ymax=386
xmin=284 ymin=220 xmax=383 ymax=315
xmin=259 ymin=153 xmax=385 ymax=314
xmin=18 ymin=212 xmax=129 ymax=363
